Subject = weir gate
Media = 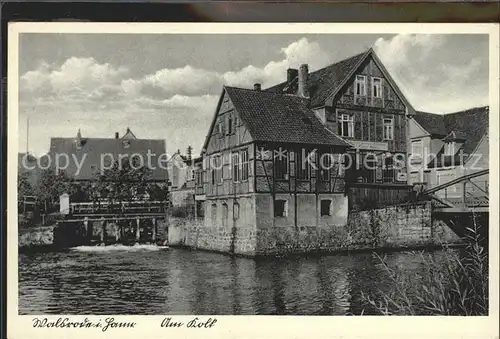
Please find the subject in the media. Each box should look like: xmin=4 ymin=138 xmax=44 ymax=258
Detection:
xmin=56 ymin=197 xmax=168 ymax=246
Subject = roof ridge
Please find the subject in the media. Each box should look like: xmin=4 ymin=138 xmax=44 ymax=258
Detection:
xmin=445 ymin=105 xmax=489 ymax=116
xmin=225 ymin=85 xmax=309 ymax=101
xmin=50 ymin=136 xmax=165 ymax=141
xmin=264 ymin=49 xmax=370 ymax=93
xmin=308 ymin=50 xmax=369 ymax=77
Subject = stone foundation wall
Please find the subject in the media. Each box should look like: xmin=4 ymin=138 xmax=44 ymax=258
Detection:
xmin=348 ymin=203 xmax=432 ymax=249
xmin=168 ymin=216 xmax=257 ymax=256
xmin=255 ymin=202 xmax=461 ymax=255
xmin=172 ymin=202 xmax=463 ymax=256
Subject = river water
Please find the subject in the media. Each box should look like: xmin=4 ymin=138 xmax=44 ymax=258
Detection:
xmin=19 ymin=245 xmax=455 ymax=315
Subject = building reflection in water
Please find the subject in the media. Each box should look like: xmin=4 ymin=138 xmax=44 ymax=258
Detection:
xmin=18 ymin=248 xmax=460 ymax=315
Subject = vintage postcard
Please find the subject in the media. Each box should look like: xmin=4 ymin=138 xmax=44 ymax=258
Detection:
xmin=7 ymin=22 xmax=500 ymax=338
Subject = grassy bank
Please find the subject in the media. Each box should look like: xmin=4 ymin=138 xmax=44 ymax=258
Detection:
xmin=361 ymin=221 xmax=488 ymax=315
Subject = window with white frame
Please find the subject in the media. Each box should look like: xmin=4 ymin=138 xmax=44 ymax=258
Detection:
xmin=411 ymin=140 xmax=423 ymax=158
xmin=212 ymin=155 xmax=223 ymax=184
xmin=339 ymin=114 xmax=354 ymax=138
xmin=383 ymin=117 xmax=394 ymax=140
xmin=355 ymin=75 xmax=366 ymax=96
xmin=372 ymin=77 xmax=382 ymax=98
xmin=195 ymin=169 xmax=203 ymax=186
xmin=241 ymin=149 xmax=249 ymax=181
xmin=232 ymin=152 xmax=240 ymax=182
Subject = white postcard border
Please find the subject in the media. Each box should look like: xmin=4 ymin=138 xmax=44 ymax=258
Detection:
xmin=7 ymin=22 xmax=500 ymax=339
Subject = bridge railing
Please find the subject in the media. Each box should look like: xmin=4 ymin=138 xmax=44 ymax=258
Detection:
xmin=69 ymin=200 xmax=167 ymax=215
xmin=419 ymin=169 xmax=489 ymax=209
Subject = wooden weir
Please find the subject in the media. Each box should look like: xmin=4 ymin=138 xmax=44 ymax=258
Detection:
xmin=57 ymin=200 xmax=168 ymax=245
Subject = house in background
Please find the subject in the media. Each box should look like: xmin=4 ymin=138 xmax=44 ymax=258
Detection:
xmin=47 ymin=128 xmax=168 ymax=199
xmin=267 ymin=47 xmax=415 ymax=209
xmin=193 ymin=156 xmax=205 ymax=218
xmin=408 ymin=106 xmax=489 ymax=201
xmin=167 ymin=149 xmax=197 ymax=211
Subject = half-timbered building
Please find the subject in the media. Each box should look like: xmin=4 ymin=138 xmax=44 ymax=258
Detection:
xmin=267 ymin=47 xmax=415 ymax=209
xmin=197 ymin=84 xmax=350 ymax=253
xmin=193 ymin=48 xmax=416 ymax=255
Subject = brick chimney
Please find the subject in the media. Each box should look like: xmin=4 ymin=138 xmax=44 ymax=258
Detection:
xmin=115 ymin=132 xmax=119 ymax=139
xmin=287 ymin=68 xmax=298 ymax=82
xmin=253 ymin=83 xmax=261 ymax=91
xmin=298 ymin=64 xmax=309 ymax=98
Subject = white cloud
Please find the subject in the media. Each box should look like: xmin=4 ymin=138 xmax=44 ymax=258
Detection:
xmin=438 ymin=57 xmax=482 ymax=80
xmin=142 ymin=66 xmax=222 ymax=97
xmin=374 ymin=34 xmax=444 ymax=68
xmin=20 ymin=37 xmax=328 ymax=108
xmin=135 ymin=94 xmax=218 ymax=110
xmin=223 ymin=37 xmax=330 ymax=88
xmin=21 ymin=57 xmax=128 ymax=98
xmin=374 ymin=34 xmax=487 ymax=113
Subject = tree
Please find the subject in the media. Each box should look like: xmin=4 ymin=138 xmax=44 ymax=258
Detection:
xmin=95 ymin=157 xmax=155 ymax=201
xmin=147 ymin=183 xmax=169 ymax=201
xmin=35 ymin=169 xmax=74 ymax=212
xmin=18 ymin=172 xmax=34 ymax=213
xmin=18 ymin=172 xmax=33 ymax=197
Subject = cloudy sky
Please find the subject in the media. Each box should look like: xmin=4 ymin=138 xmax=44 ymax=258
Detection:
xmin=18 ymin=33 xmax=489 ymax=157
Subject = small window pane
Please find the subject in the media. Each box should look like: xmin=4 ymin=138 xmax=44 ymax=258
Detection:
xmin=320 ymin=200 xmax=332 ymax=216
xmin=274 ymin=200 xmax=287 ymax=217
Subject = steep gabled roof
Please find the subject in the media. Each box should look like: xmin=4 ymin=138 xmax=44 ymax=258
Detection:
xmin=48 ymin=134 xmax=167 ymax=181
xmin=443 ymin=106 xmax=489 ymax=156
xmin=418 ymin=106 xmax=489 ymax=166
xmin=413 ymin=111 xmax=448 ymax=136
xmin=265 ymin=48 xmax=414 ymax=113
xmin=267 ymin=51 xmax=367 ymax=108
xmin=223 ymin=86 xmax=349 ymax=147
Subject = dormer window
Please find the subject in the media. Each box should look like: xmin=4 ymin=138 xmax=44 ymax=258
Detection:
xmin=355 ymin=75 xmax=366 ymax=96
xmin=372 ymin=77 xmax=382 ymax=98
xmin=123 ymin=140 xmax=131 ymax=148
xmin=444 ymin=142 xmax=455 ymax=155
